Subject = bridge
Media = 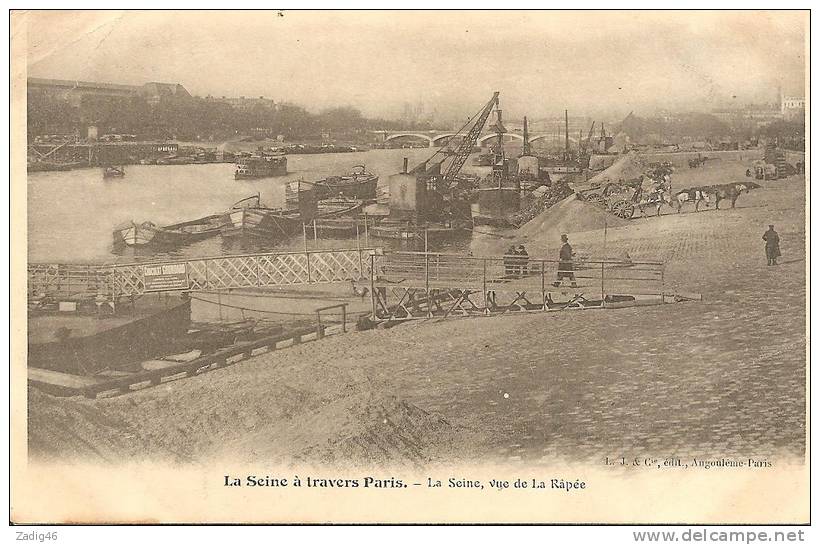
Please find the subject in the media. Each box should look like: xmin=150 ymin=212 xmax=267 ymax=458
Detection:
xmin=372 ymin=130 xmax=580 ymax=147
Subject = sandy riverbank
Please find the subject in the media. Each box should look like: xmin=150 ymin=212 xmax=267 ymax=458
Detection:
xmin=28 ymin=157 xmax=807 ymax=468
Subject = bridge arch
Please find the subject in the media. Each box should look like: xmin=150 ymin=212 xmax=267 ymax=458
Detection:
xmin=477 ymin=133 xmax=525 ymax=144
xmin=382 ymin=133 xmax=434 ymax=145
xmin=529 ymin=134 xmax=579 ymax=144
xmin=431 ymin=133 xmax=459 ymax=145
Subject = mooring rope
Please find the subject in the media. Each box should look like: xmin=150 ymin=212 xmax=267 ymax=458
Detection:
xmin=188 ymin=294 xmax=364 ymax=318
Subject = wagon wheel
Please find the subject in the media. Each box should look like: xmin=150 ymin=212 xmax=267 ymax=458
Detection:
xmin=610 ymin=199 xmax=635 ymax=219
xmin=586 ymin=193 xmax=607 ymax=208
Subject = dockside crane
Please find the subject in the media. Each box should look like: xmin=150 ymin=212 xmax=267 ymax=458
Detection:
xmin=411 ymin=91 xmax=500 ymax=190
xmin=580 ymin=121 xmax=595 ymax=157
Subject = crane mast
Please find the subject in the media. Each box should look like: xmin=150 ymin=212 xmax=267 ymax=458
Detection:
xmin=441 ymin=91 xmax=500 ymax=183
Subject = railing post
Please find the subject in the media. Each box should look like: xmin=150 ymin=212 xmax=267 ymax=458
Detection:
xmin=482 ymin=259 xmax=487 ymax=312
xmin=256 ymin=256 xmax=261 ymax=287
xmin=306 ymin=250 xmax=312 ymax=283
xmin=425 ymin=252 xmax=431 ymax=318
xmin=541 ymin=260 xmax=546 ymax=310
xmin=342 ymin=304 xmax=347 ymax=333
xmin=316 ymin=309 xmax=324 ymax=338
xmin=601 ymin=261 xmax=605 ymax=301
xmin=370 ymin=253 xmax=377 ymax=319
xmin=661 ymin=264 xmax=665 ymax=293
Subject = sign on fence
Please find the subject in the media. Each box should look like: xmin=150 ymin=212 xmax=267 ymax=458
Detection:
xmin=142 ymin=263 xmax=189 ymax=292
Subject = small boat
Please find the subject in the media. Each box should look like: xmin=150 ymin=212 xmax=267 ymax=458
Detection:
xmin=307 ymin=217 xmax=371 ymax=238
xmin=103 ymin=166 xmax=125 ymax=178
xmin=313 ymin=165 xmax=379 ymax=200
xmin=235 ymin=151 xmax=287 ymax=179
xmin=156 ymin=155 xmax=194 ymax=165
xmin=112 ymin=214 xmax=227 ymax=248
xmin=369 ymin=222 xmax=467 ymax=240
xmin=27 ymin=160 xmax=86 ymax=172
xmin=219 ymin=195 xmax=303 ymax=240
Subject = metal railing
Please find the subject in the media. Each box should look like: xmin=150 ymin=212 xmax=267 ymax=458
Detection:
xmin=368 ymin=251 xmax=667 ymax=321
xmin=315 ymin=303 xmax=348 ymax=338
xmin=375 ymin=251 xmax=665 ymax=298
xmin=29 ymin=248 xmax=376 ymax=299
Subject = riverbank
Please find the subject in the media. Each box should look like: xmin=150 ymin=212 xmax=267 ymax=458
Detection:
xmin=28 ymin=160 xmax=807 ymax=467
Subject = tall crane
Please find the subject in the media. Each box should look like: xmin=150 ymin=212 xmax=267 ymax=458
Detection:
xmin=411 ymin=91 xmax=499 ymax=188
xmin=580 ymin=121 xmax=595 ymax=156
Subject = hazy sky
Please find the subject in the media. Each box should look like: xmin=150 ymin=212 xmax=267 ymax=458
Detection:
xmin=18 ymin=10 xmax=807 ymax=120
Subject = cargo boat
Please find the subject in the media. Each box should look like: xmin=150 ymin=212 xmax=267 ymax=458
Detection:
xmin=313 ymin=165 xmax=378 ymax=200
xmin=27 ymin=296 xmax=192 ymax=376
xmin=219 ymin=195 xmax=304 ymax=240
xmin=235 ymin=151 xmax=288 ymax=179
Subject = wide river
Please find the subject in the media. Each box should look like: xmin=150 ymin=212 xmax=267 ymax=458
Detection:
xmin=28 ymin=148 xmax=498 ymax=264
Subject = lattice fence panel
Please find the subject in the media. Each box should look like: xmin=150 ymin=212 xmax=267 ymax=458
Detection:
xmin=111 ymin=264 xmax=145 ymax=297
xmin=200 ymin=256 xmax=260 ymax=290
xmin=309 ymin=250 xmax=364 ymax=282
xmin=258 ymin=254 xmax=309 ymax=285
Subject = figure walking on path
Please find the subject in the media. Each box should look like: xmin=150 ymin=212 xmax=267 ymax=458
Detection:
xmin=553 ymin=234 xmax=577 ymax=288
xmin=763 ymin=224 xmax=781 ymax=266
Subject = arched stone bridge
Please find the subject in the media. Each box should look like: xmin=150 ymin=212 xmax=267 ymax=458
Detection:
xmin=373 ymin=130 xmax=579 ymax=147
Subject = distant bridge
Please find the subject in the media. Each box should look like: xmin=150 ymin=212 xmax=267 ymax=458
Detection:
xmin=372 ymin=130 xmax=579 ymax=147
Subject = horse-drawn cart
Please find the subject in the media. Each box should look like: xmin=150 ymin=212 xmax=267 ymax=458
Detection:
xmin=577 ymin=176 xmax=670 ymax=219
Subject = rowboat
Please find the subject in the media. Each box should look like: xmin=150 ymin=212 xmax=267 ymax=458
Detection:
xmin=112 ymin=214 xmax=226 ymax=248
xmin=313 ymin=165 xmax=379 ymax=200
xmin=103 ymin=166 xmax=125 ymax=178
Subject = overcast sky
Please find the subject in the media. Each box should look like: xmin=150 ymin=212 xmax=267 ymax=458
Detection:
xmin=19 ymin=10 xmax=807 ymax=121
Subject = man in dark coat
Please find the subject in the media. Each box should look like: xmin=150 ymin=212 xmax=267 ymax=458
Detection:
xmin=516 ymin=244 xmax=529 ymax=277
xmin=553 ymin=234 xmax=577 ymax=287
xmin=504 ymin=245 xmax=517 ymax=276
xmin=763 ymin=225 xmax=781 ymax=266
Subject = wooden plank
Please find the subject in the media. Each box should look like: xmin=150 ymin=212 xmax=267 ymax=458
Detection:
xmin=28 ymin=367 xmax=103 ymax=396
xmin=84 ymin=325 xmax=320 ymax=396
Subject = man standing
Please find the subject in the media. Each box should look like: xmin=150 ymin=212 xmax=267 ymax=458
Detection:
xmin=553 ymin=234 xmax=577 ymax=287
xmin=763 ymin=225 xmax=781 ymax=266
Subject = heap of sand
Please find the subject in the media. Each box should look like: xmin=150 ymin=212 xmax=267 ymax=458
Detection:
xmin=519 ymin=195 xmax=628 ymax=238
xmin=470 ymin=195 xmax=628 ymax=256
xmin=578 ymin=151 xmax=647 ymax=189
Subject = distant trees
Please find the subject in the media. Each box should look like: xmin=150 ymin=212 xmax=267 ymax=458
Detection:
xmin=26 ymin=92 xmax=434 ymax=142
xmin=617 ymin=112 xmax=730 ymax=142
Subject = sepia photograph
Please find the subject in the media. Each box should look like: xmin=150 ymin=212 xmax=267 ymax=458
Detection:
xmin=9 ymin=9 xmax=810 ymax=526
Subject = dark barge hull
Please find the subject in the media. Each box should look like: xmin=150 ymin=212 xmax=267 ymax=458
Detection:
xmin=28 ymin=299 xmax=192 ymax=376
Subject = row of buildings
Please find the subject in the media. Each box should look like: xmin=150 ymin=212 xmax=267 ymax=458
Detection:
xmin=711 ymin=94 xmax=805 ymax=127
xmin=28 ymin=77 xmax=287 ymax=111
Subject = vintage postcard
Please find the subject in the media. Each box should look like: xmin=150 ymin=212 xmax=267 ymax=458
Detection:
xmin=10 ymin=9 xmax=809 ymax=525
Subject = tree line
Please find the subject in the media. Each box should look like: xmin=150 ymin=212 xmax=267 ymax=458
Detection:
xmin=26 ymin=91 xmax=438 ymax=142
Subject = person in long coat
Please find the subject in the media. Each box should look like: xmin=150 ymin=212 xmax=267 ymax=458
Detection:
xmin=763 ymin=225 xmax=781 ymax=266
xmin=553 ymin=234 xmax=577 ymax=287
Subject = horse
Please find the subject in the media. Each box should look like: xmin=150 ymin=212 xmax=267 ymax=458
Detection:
xmin=672 ymin=188 xmax=711 ymax=213
xmin=712 ymin=181 xmax=760 ymax=209
xmin=636 ymin=189 xmax=671 ymax=217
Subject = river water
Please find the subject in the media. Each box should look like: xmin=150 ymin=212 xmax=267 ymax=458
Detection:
xmin=28 ymin=148 xmax=499 ymax=264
